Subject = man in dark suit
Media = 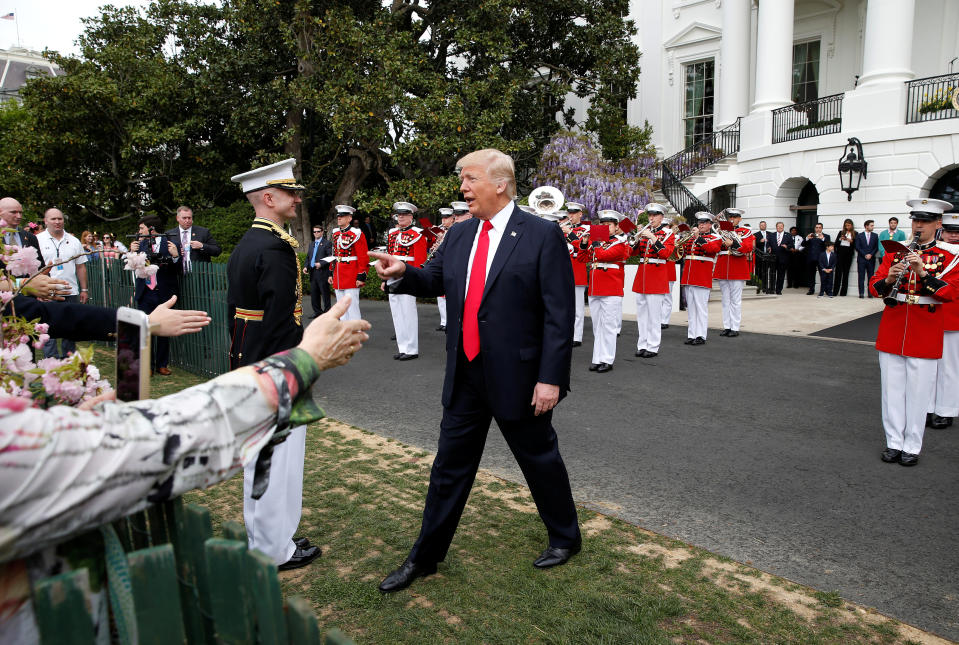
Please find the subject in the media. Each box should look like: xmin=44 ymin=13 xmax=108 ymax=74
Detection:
xmin=371 ymin=148 xmax=581 ymax=593
xmin=752 ymin=221 xmax=773 ymax=293
xmin=768 ymin=221 xmax=793 ymax=295
xmin=166 ymin=206 xmax=221 ymax=274
xmin=818 ymin=241 xmax=837 ymax=297
xmin=801 ymin=223 xmax=830 ymax=295
xmin=855 ymin=219 xmax=879 ymax=298
xmin=130 ymin=215 xmax=180 ymax=374
xmin=0 ymin=197 xmax=42 ymax=276
xmin=305 ymin=224 xmax=333 ymax=316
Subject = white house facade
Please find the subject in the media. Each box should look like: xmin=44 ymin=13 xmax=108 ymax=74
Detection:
xmin=570 ymin=0 xmax=959 ymax=247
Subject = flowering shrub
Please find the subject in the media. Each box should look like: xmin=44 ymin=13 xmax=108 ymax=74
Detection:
xmin=0 ymin=236 xmax=158 ymax=408
xmin=532 ymin=131 xmax=658 ymax=223
xmin=919 ymin=87 xmax=956 ymax=114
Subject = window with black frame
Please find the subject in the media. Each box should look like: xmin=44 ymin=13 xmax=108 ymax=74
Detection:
xmin=791 ymin=40 xmax=820 ymax=104
xmin=683 ymin=59 xmax=714 ymax=148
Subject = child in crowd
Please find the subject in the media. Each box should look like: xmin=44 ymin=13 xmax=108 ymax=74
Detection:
xmin=818 ymin=241 xmax=836 ymax=298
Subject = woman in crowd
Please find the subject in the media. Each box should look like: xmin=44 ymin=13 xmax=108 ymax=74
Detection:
xmin=100 ymin=233 xmax=121 ymax=261
xmin=833 ymin=218 xmax=856 ymax=296
xmin=80 ymin=230 xmax=99 ymax=259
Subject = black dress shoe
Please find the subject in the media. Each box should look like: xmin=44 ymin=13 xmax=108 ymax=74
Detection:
xmin=691 ymin=337 xmax=705 ymax=345
xmin=278 ymin=545 xmax=322 ymax=571
xmin=643 ymin=351 xmax=658 ymax=358
xmin=397 ymin=353 xmax=419 ymax=361
xmin=596 ymin=363 xmax=613 ymax=373
xmin=899 ymin=452 xmax=919 ymax=467
xmin=727 ymin=330 xmax=739 ymax=337
xmin=435 ymin=325 xmax=446 ymax=332
xmin=390 ymin=334 xmax=396 ymax=340
xmin=635 ymin=349 xmax=647 ymax=357
xmin=930 ymin=414 xmax=952 ymax=429
xmin=393 ymin=352 xmax=403 ymax=360
xmin=806 ymin=290 xmax=814 ymax=295
xmin=880 ymin=448 xmax=902 ymax=463
xmin=719 ymin=329 xmax=730 ymax=336
xmin=293 ymin=536 xmax=310 ymax=548
xmin=572 ymin=340 xmax=582 ymax=347
xmin=378 ymin=558 xmax=437 ymax=593
xmin=684 ymin=338 xmax=695 ymax=345
xmin=533 ymin=542 xmax=581 ymax=569
xmin=661 ymin=323 xmax=669 ymax=329
xmin=776 ymin=291 xmax=782 ymax=295
xmin=588 ymin=363 xmax=600 ymax=371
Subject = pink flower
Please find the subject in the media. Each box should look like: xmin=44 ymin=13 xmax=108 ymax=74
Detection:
xmin=0 ymin=395 xmax=30 ymax=413
xmin=6 ymin=246 xmax=41 ymax=277
xmin=58 ymin=379 xmax=85 ymax=403
xmin=1 ymin=344 xmax=33 ymax=373
xmin=0 ymin=291 xmax=12 ymax=305
xmin=36 ymin=357 xmax=62 ymax=370
xmin=86 ymin=364 xmax=100 ymax=380
xmin=34 ymin=323 xmax=49 ymax=334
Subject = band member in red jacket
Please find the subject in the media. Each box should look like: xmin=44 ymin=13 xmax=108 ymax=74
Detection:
xmin=713 ymin=208 xmax=754 ymax=337
xmin=562 ymin=201 xmax=589 ymax=347
xmin=580 ymin=210 xmax=630 ymax=372
xmin=680 ymin=212 xmax=724 ymax=345
xmin=386 ymin=202 xmax=428 ymax=360
xmin=661 ymin=218 xmax=680 ymax=330
xmin=929 ymin=209 xmax=959 ymax=429
xmin=432 ymin=207 xmax=454 ymax=332
xmin=330 ymin=204 xmax=369 ymax=320
xmin=630 ymin=203 xmax=675 ymax=358
xmin=870 ymin=198 xmax=959 ymax=466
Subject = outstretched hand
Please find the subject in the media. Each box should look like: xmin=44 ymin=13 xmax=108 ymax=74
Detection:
xmin=368 ymin=251 xmax=407 ymax=280
xmin=148 ymin=296 xmax=211 ymax=336
xmin=298 ymin=296 xmax=371 ymax=370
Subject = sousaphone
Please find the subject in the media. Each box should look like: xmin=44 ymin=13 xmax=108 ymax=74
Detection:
xmin=528 ymin=186 xmax=565 ymax=221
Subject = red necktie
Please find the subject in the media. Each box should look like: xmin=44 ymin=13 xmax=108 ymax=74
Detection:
xmin=463 ymin=220 xmax=493 ymax=361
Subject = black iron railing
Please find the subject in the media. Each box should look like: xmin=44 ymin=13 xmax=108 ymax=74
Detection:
xmin=772 ymin=93 xmax=844 ymax=143
xmin=661 ymin=162 xmax=710 ymax=225
xmin=664 ymin=118 xmax=741 ymax=180
xmin=906 ymin=72 xmax=959 ymax=124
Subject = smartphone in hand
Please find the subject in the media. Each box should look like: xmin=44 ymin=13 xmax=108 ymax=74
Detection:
xmin=116 ymin=307 xmax=151 ymax=401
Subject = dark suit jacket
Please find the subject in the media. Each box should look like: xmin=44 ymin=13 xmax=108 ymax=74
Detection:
xmin=393 ymin=205 xmax=574 ymax=420
xmin=7 ymin=296 xmax=115 ymax=340
xmin=306 ymin=237 xmax=333 ymax=277
xmin=1 ymin=229 xmax=42 ymax=276
xmin=818 ymin=252 xmax=837 ymax=271
xmin=768 ymin=231 xmax=793 ymax=264
xmin=753 ymin=231 xmax=770 ymax=255
xmin=166 ymin=225 xmax=221 ymax=264
xmin=134 ymin=236 xmax=180 ymax=302
xmin=855 ymin=231 xmax=879 ymax=261
xmin=802 ymin=233 xmax=831 ymax=264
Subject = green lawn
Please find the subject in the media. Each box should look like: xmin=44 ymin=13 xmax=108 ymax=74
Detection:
xmin=95 ymin=348 xmax=935 ymax=644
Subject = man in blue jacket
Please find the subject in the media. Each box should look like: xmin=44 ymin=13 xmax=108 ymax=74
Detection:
xmin=802 ymin=222 xmax=831 ymax=295
xmin=855 ymin=219 xmax=879 ymax=298
xmin=371 ymin=149 xmax=581 ymax=592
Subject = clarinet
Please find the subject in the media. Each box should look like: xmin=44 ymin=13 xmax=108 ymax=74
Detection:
xmin=883 ymin=232 xmax=922 ymax=307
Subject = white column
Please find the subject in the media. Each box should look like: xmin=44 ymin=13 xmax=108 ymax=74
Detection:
xmin=750 ymin=0 xmax=795 ymax=113
xmin=718 ymin=0 xmax=751 ymax=127
xmin=857 ymin=0 xmax=916 ymax=87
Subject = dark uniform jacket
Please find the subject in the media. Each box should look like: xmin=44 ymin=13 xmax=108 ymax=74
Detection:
xmin=227 ymin=218 xmax=303 ymax=369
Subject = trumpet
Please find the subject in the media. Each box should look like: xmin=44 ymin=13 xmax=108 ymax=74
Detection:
xmin=627 ymin=222 xmax=654 ymax=247
xmin=883 ymin=232 xmax=922 ymax=307
xmin=667 ymin=224 xmax=695 ymax=261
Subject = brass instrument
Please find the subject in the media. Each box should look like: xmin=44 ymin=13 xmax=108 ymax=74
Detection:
xmin=712 ymin=210 xmax=744 ymax=254
xmin=627 ymin=222 xmax=654 ymax=248
xmin=528 ymin=186 xmax=565 ymax=221
xmin=667 ymin=224 xmax=694 ymax=261
xmin=425 ymin=226 xmax=447 ymax=262
xmin=883 ymin=232 xmax=922 ymax=306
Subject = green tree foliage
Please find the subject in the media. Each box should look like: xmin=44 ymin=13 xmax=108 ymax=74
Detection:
xmin=0 ymin=0 xmax=643 ymax=242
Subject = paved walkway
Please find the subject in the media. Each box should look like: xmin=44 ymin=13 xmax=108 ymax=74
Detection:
xmin=309 ymin=297 xmax=958 ymax=641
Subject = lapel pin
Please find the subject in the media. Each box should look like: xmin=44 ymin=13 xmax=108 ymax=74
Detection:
xmin=510 ymin=231 xmax=517 ymax=237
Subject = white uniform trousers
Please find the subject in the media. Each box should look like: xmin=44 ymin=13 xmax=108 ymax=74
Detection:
xmin=717 ymin=279 xmax=744 ymax=331
xmin=662 ymin=283 xmax=674 ymax=325
xmin=588 ymin=295 xmax=621 ymax=365
xmin=684 ymin=285 xmax=710 ymax=339
xmin=879 ymin=352 xmax=937 ymax=454
xmin=243 ymin=425 xmax=306 ymax=565
xmin=634 ymin=292 xmax=665 ymax=352
xmin=334 ymin=288 xmax=361 ymax=321
xmin=573 ymin=286 xmax=586 ymax=342
xmin=437 ymin=296 xmax=447 ymax=327
xmin=932 ymin=330 xmax=959 ymax=417
xmin=389 ymin=292 xmax=419 ymax=355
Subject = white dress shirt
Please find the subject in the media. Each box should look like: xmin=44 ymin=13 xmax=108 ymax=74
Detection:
xmin=464 ymin=201 xmax=513 ymax=289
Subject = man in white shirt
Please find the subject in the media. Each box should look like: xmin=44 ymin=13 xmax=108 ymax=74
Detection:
xmin=35 ymin=208 xmax=88 ymax=358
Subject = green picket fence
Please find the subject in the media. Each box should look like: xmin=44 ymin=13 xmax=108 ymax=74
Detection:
xmin=33 ymin=498 xmax=353 ymax=645
xmin=86 ymin=258 xmax=231 ymax=378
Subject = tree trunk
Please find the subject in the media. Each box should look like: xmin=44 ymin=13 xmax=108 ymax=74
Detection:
xmin=284 ymin=105 xmax=310 ymax=247
xmin=328 ymin=148 xmax=375 ymax=230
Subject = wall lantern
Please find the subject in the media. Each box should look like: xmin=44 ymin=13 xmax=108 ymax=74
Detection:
xmin=838 ymin=137 xmax=868 ymax=201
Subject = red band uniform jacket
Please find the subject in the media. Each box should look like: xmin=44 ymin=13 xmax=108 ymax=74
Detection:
xmin=565 ymin=224 xmax=590 ymax=287
xmin=630 ymin=225 xmax=676 ymax=294
xmin=680 ymin=234 xmax=724 ymax=288
xmin=330 ymin=226 xmax=369 ymax=289
xmin=869 ymin=240 xmax=959 ymax=359
xmin=713 ymin=226 xmax=755 ymax=281
xmin=387 ymin=225 xmax=428 ymax=268
xmin=581 ymin=235 xmax=631 ymax=297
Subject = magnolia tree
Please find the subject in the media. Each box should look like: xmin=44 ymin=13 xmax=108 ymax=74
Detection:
xmin=531 ymin=132 xmax=659 ymax=223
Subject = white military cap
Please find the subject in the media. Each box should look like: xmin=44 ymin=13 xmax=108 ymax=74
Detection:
xmin=392 ymin=201 xmax=418 ymax=214
xmin=724 ymin=208 xmax=745 ymax=218
xmin=941 ymin=210 xmax=959 ymax=229
xmin=451 ymin=201 xmax=469 ymax=213
xmin=439 ymin=207 xmax=454 ymax=217
xmin=566 ymin=201 xmax=585 ymax=212
xmin=540 ymin=209 xmax=566 ymax=222
xmin=907 ymin=198 xmax=952 ymax=220
xmin=231 ymin=158 xmax=305 ymax=194
xmin=644 ymin=203 xmax=667 ymax=215
xmin=335 ymin=204 xmax=356 ymax=216
xmin=518 ymin=205 xmax=535 ymax=214
xmin=597 ymin=209 xmax=623 ymax=223
xmin=695 ymin=211 xmax=714 ymax=222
